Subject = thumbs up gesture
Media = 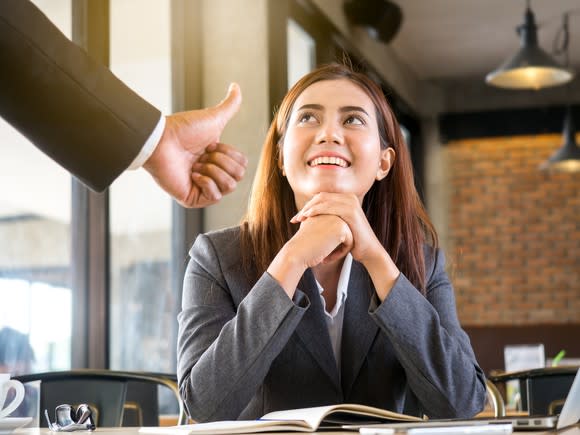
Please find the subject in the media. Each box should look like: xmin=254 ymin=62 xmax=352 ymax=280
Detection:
xmin=143 ymin=83 xmax=248 ymax=208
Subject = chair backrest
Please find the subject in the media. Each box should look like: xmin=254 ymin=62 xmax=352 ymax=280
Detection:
xmin=488 ymin=366 xmax=578 ymax=415
xmin=14 ymin=370 xmax=186 ymax=427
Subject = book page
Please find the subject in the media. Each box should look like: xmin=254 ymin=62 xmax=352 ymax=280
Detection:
xmin=140 ymin=403 xmax=420 ymax=435
xmin=140 ymin=420 xmax=311 ymax=435
xmin=261 ymin=403 xmax=421 ymax=429
xmin=260 ymin=405 xmax=333 ymax=429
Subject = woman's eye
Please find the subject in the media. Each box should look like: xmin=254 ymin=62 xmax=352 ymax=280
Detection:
xmin=345 ymin=115 xmax=364 ymax=125
xmin=298 ymin=113 xmax=316 ymax=123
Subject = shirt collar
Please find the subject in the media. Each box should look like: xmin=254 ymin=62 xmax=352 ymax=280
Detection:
xmin=315 ymin=253 xmax=352 ymax=318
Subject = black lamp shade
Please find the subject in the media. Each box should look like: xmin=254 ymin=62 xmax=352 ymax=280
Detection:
xmin=343 ymin=0 xmax=402 ymax=44
xmin=486 ymin=6 xmax=574 ymax=90
xmin=541 ymin=107 xmax=580 ymax=172
xmin=486 ymin=45 xmax=574 ymax=90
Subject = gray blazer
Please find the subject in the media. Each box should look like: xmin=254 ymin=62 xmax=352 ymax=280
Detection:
xmin=177 ymin=226 xmax=486 ymax=422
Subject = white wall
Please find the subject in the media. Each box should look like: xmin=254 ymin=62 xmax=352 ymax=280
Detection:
xmin=199 ymin=0 xmax=271 ymax=231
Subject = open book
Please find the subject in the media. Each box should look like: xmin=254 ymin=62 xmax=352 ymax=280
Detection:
xmin=140 ymin=404 xmax=422 ymax=434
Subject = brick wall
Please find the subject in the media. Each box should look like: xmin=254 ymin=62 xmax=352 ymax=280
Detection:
xmin=443 ymin=134 xmax=580 ymax=326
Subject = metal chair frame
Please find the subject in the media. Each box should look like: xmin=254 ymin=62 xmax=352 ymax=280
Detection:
xmin=15 ymin=369 xmax=187 ymax=427
xmin=485 ymin=379 xmax=506 ymax=417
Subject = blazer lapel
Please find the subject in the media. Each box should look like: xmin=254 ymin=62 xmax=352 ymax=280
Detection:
xmin=294 ymin=268 xmax=341 ymax=390
xmin=340 ymin=260 xmax=379 ymax=397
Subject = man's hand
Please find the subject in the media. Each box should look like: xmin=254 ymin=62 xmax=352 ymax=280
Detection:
xmin=143 ymin=83 xmax=248 ymax=208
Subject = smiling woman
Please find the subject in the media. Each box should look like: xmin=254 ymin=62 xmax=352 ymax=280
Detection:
xmin=281 ymin=79 xmax=393 ymax=208
xmin=176 ymin=63 xmax=487 ymax=423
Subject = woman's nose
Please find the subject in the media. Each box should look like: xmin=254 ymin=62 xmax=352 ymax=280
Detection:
xmin=315 ymin=121 xmax=343 ymax=145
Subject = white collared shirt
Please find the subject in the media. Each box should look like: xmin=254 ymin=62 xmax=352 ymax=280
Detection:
xmin=127 ymin=114 xmax=166 ymax=169
xmin=314 ymin=253 xmax=353 ymax=372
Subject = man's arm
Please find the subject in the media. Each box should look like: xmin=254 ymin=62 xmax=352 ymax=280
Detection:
xmin=0 ymin=0 xmax=160 ymax=191
xmin=0 ymin=0 xmax=247 ymax=206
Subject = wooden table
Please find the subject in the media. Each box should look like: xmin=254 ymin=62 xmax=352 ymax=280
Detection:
xmin=12 ymin=425 xmax=580 ymax=435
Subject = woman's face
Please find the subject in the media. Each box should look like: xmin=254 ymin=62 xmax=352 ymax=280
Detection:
xmin=281 ymin=79 xmax=394 ymax=209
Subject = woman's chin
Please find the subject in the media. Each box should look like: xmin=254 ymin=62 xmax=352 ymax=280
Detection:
xmin=293 ymin=186 xmax=363 ymax=208
xmin=312 ymin=184 xmax=349 ymax=194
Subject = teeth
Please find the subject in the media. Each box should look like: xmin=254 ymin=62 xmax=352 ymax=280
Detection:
xmin=309 ymin=156 xmax=349 ymax=167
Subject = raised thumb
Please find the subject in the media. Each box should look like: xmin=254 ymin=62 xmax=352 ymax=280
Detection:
xmin=214 ymin=82 xmax=242 ymax=125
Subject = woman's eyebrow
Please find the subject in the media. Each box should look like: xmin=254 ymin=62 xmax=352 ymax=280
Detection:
xmin=296 ymin=103 xmax=323 ymax=111
xmin=296 ymin=103 xmax=369 ymax=116
xmin=340 ymin=105 xmax=369 ymax=116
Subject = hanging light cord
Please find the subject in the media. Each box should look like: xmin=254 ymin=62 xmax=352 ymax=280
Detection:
xmin=552 ymin=13 xmax=570 ymax=66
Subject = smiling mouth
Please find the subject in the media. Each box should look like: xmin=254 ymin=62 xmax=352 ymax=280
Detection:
xmin=308 ymin=156 xmax=350 ymax=168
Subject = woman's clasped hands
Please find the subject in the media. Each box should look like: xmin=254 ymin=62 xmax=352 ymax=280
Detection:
xmin=288 ymin=212 xmax=353 ymax=268
xmin=291 ymin=192 xmax=383 ymax=266
xmin=267 ymin=197 xmax=356 ymax=297
xmin=289 ymin=192 xmax=399 ymax=301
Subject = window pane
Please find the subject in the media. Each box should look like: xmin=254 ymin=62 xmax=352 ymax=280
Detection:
xmin=0 ymin=0 xmax=72 ymax=375
xmin=287 ymin=19 xmax=315 ymax=89
xmin=109 ymin=0 xmax=174 ymax=378
xmin=0 ymin=1 xmax=72 ymax=423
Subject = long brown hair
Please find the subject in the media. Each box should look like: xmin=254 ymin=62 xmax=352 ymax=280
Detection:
xmin=241 ymin=63 xmax=437 ymax=294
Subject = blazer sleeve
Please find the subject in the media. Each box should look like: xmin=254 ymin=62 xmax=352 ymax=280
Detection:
xmin=0 ymin=0 xmax=161 ymax=191
xmin=177 ymin=233 xmax=309 ymax=422
xmin=369 ymin=249 xmax=487 ymax=419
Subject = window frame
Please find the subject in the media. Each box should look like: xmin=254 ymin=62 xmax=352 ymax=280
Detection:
xmin=69 ymin=0 xmax=203 ymax=371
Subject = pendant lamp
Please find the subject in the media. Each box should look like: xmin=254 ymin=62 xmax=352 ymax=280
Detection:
xmin=486 ymin=2 xmax=574 ymax=90
xmin=343 ymin=0 xmax=403 ymax=45
xmin=540 ymin=106 xmax=580 ymax=172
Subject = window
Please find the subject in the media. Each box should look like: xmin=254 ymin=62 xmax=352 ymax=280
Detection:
xmin=108 ymin=0 xmax=174 ymax=375
xmin=0 ymin=0 xmax=73 ymax=377
xmin=287 ymin=19 xmax=315 ymax=89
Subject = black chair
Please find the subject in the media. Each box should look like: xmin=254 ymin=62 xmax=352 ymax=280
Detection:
xmin=14 ymin=370 xmax=187 ymax=427
xmin=488 ymin=366 xmax=578 ymax=415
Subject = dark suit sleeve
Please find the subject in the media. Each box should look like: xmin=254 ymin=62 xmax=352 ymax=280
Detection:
xmin=0 ymin=0 xmax=161 ymax=191
xmin=369 ymin=249 xmax=487 ymax=419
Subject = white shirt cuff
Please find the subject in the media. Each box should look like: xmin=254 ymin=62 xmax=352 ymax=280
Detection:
xmin=127 ymin=114 xmax=166 ymax=170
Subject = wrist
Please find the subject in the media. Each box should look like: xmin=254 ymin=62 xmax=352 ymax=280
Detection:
xmin=267 ymin=242 xmax=308 ymax=299
xmin=142 ymin=115 xmax=168 ymax=172
xmin=358 ymin=239 xmax=388 ymax=268
xmin=363 ymin=249 xmax=400 ymax=302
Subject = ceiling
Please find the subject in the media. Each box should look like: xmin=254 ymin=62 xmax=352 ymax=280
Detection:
xmin=387 ymin=0 xmax=580 ymax=84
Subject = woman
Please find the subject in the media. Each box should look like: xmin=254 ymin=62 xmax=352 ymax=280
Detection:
xmin=177 ymin=64 xmax=486 ymax=422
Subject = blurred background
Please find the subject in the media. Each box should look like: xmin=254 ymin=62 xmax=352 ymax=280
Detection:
xmin=1 ymin=0 xmax=578 ymax=391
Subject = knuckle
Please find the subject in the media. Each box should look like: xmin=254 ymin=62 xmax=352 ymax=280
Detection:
xmin=232 ymin=168 xmax=245 ymax=181
xmin=225 ymin=179 xmax=237 ymax=191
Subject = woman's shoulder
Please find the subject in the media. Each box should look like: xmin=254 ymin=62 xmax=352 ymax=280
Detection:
xmin=194 ymin=225 xmax=242 ymax=252
xmin=422 ymin=244 xmax=446 ymax=279
xmin=189 ymin=225 xmax=245 ymax=269
xmin=202 ymin=225 xmax=242 ymax=240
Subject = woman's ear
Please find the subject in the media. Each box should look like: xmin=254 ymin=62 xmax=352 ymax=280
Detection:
xmin=376 ymin=147 xmax=395 ymax=181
